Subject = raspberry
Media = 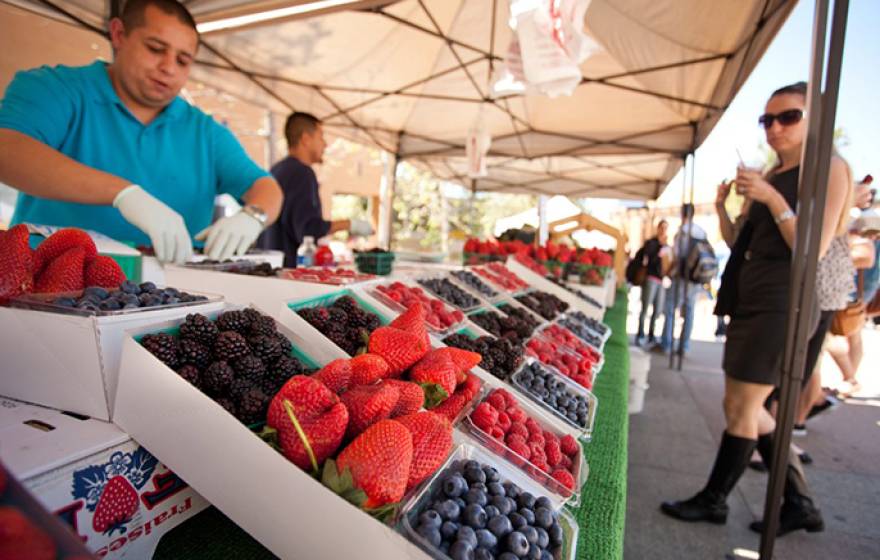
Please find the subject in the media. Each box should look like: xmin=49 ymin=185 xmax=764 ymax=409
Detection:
xmin=459 ymin=373 xmax=481 ymax=400
xmin=490 ymin=426 xmax=505 ymax=440
xmin=507 ymin=422 xmax=529 ymax=439
xmin=498 ymin=388 xmax=517 ymax=408
xmin=507 ymin=407 xmax=527 ymax=424
xmin=529 ymin=443 xmax=546 ymax=463
xmin=472 ymin=402 xmax=499 ymax=432
xmin=486 ymin=391 xmax=507 ymax=411
xmin=506 ymin=436 xmax=531 ymax=462
xmin=560 ymin=434 xmax=580 ymax=456
xmin=505 ymin=433 xmax=527 ymax=448
xmin=525 ymin=418 xmax=542 ymax=435
xmin=543 ymin=430 xmax=560 ymax=447
xmin=551 ymin=469 xmax=575 ymax=490
xmin=558 ymin=455 xmax=573 ymax=471
xmin=527 ymin=433 xmax=545 ymax=447
xmin=545 ymin=439 xmax=563 ymax=467
xmin=497 ymin=411 xmax=511 ymax=432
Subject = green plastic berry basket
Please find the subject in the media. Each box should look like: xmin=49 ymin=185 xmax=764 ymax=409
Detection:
xmin=354 ymin=251 xmax=395 ymax=276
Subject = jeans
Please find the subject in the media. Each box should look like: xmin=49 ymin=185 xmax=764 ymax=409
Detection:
xmin=637 ymin=279 xmax=664 ymax=341
xmin=660 ymin=279 xmax=700 ymax=352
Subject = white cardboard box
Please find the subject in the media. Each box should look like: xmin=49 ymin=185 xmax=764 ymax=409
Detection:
xmin=0 ymin=397 xmax=208 ymax=559
xmin=0 ymin=300 xmax=225 ymax=421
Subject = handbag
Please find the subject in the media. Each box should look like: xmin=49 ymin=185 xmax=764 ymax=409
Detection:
xmin=830 ymin=271 xmax=866 ymax=336
xmin=714 ymin=220 xmax=753 ymax=317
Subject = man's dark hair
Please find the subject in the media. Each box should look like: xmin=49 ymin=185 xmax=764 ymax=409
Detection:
xmin=771 ymin=81 xmax=807 ymax=98
xmin=121 ymin=0 xmax=198 ymax=33
xmin=285 ymin=112 xmax=321 ymax=147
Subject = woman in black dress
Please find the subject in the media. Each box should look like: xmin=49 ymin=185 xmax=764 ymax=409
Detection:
xmin=660 ymin=82 xmax=853 ymax=536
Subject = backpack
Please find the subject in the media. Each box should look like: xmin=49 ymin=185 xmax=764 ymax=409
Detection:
xmin=684 ymin=239 xmax=719 ymax=284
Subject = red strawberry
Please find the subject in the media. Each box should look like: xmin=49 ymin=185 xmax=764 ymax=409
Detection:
xmin=430 ymin=392 xmax=468 ymax=422
xmin=560 ymin=434 xmax=580 ymax=456
xmin=34 ymin=246 xmax=85 ymax=293
xmin=435 ymin=347 xmax=482 ymax=374
xmin=268 ymin=376 xmax=349 ymax=472
xmin=0 ymin=506 xmax=56 ymax=560
xmin=349 ymin=353 xmax=390 ymax=386
xmin=389 ymin=302 xmax=429 ymax=352
xmin=33 ymin=228 xmax=96 ymax=275
xmin=368 ymin=326 xmax=426 ymax=376
xmin=0 ymin=225 xmax=33 ymax=304
xmin=394 ymin=412 xmax=453 ymax=491
xmin=92 ymin=476 xmax=139 ymax=535
xmin=332 ymin=419 xmax=413 ymax=508
xmin=340 ymin=382 xmax=400 ymax=438
xmin=458 ymin=372 xmax=481 ymax=400
xmin=551 ymin=468 xmax=575 ymax=490
xmin=84 ymin=255 xmax=126 ymax=288
xmin=313 ymin=359 xmax=352 ymax=394
xmin=386 ymin=379 xmax=424 ymax=417
xmin=410 ymin=350 xmax=458 ymax=408
xmin=472 ymin=402 xmax=499 ymax=432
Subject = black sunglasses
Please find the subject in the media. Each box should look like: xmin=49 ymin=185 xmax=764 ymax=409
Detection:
xmin=758 ymin=108 xmax=804 ymax=129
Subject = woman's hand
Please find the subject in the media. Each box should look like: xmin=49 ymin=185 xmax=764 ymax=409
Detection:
xmin=735 ymin=168 xmax=778 ymax=205
xmin=715 ymin=181 xmax=731 ymax=208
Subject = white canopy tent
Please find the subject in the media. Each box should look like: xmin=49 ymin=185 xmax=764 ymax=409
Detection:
xmin=4 ymin=0 xmax=797 ymax=200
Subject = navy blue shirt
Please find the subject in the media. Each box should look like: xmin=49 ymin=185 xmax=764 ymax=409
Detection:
xmin=257 ymin=156 xmax=330 ymax=267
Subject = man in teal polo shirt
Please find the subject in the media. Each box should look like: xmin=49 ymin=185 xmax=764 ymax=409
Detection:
xmin=0 ymin=0 xmax=282 ymax=263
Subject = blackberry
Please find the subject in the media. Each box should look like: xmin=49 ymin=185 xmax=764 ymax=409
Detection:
xmin=328 ymin=307 xmax=348 ymax=325
xmin=228 ymin=377 xmax=257 ymax=400
xmin=272 ymin=355 xmax=305 ymax=379
xmin=248 ymin=334 xmax=283 ymax=364
xmin=216 ymin=310 xmax=251 ymax=335
xmin=232 ymin=354 xmax=266 ymax=383
xmin=249 ymin=315 xmax=278 ymax=337
xmin=203 ymin=361 xmax=234 ymax=395
xmin=178 ymin=313 xmax=219 ymax=346
xmin=241 ymin=307 xmax=264 ymax=326
xmin=176 ymin=364 xmax=201 ymax=388
xmin=178 ymin=338 xmax=212 ymax=370
xmin=298 ymin=307 xmax=330 ymax=331
xmin=275 ymin=333 xmax=293 ymax=356
xmin=141 ymin=333 xmax=180 ymax=369
xmin=332 ymin=295 xmax=359 ymax=315
xmin=214 ymin=331 xmax=250 ymax=361
xmin=238 ymin=387 xmax=270 ymax=425
xmin=365 ymin=315 xmax=381 ymax=331
xmin=215 ymin=397 xmax=238 ymax=417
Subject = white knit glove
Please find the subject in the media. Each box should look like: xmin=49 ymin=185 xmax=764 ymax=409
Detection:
xmin=113 ymin=185 xmax=192 ymax=264
xmin=195 ymin=211 xmax=263 ymax=261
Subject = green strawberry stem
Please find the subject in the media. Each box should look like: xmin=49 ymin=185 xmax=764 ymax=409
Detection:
xmin=419 ymin=382 xmax=449 ymax=409
xmin=283 ymin=399 xmax=319 ymax=476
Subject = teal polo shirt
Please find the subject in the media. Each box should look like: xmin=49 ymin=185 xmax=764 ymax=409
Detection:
xmin=0 ymin=60 xmax=269 ymax=245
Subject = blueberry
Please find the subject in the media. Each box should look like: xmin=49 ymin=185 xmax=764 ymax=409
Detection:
xmin=488 ymin=514 xmax=513 ymax=538
xmin=462 ymin=504 xmax=487 ymax=529
xmin=437 ymin=499 xmax=461 ymax=521
xmin=567 ymin=411 xmax=578 ymax=423
xmin=449 ymin=540 xmax=475 ymax=560
xmin=76 ymin=301 xmax=99 ymax=311
xmin=99 ymin=299 xmax=121 ymax=311
xmin=534 ymin=496 xmax=551 ymax=511
xmin=471 ymin=482 xmax=488 ymax=493
xmin=484 ymin=505 xmax=500 ymax=519
xmin=518 ymin=508 xmax=535 ymax=525
xmin=548 ymin=522 xmax=563 ymax=545
xmin=164 ymin=287 xmax=180 ymax=297
xmin=419 ymin=509 xmax=442 ymax=529
xmin=487 ymin=482 xmax=505 ymax=496
xmin=474 ymin=548 xmax=493 ymax=560
xmin=120 ymin=293 xmax=140 ymax=306
xmin=504 ymin=482 xmax=521 ymax=499
xmin=475 ymin=528 xmax=497 ymax=550
xmin=534 ymin=507 xmax=553 ymax=529
xmin=464 ymin=467 xmax=486 ymax=484
xmin=508 ymin=512 xmax=527 ymax=530
xmin=416 ymin=523 xmax=442 ymax=548
xmin=454 ymin=497 xmax=467 ymax=510
xmin=53 ymin=297 xmax=77 ymax=307
xmin=483 ymin=466 xmax=501 ymax=483
xmin=490 ymin=495 xmax=511 ymax=515
xmin=164 ymin=296 xmax=180 ymax=305
xmin=535 ymin=527 xmax=549 ymax=548
xmin=526 ymin=543 xmax=542 ymax=559
xmin=138 ymin=282 xmax=157 ymax=292
xmin=464 ymin=460 xmax=481 ymax=471
xmin=441 ymin=521 xmax=459 ymax=540
xmin=540 ymin=550 xmax=554 ymax=560
xmin=465 ymin=488 xmax=488 ymax=507
xmin=499 ymin=554 xmax=519 ymax=560
xmin=517 ymin=493 xmax=536 ymax=510
xmin=506 ymin=531 xmax=529 ymax=557
xmin=557 ymin=395 xmax=569 ymax=408
xmin=444 ymin=474 xmax=468 ymax=498
xmin=506 ymin=498 xmax=518 ymax=515
xmin=520 ymin=525 xmax=538 ymax=545
xmin=456 ymin=526 xmax=478 ymax=548
xmin=83 ymin=286 xmax=110 ymax=300
xmin=119 ymin=280 xmax=140 ymax=294
xmin=122 ymin=303 xmax=140 ymax=310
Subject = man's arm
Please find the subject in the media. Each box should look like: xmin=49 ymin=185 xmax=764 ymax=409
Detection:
xmin=241 ymin=175 xmax=283 ymax=225
xmin=0 ymin=129 xmax=129 ymax=204
xmin=329 ymin=219 xmax=351 ymax=234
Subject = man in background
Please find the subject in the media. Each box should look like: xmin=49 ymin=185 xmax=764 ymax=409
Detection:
xmin=635 ymin=219 xmax=670 ymax=346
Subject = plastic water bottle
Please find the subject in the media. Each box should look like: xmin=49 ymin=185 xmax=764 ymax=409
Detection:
xmin=298 ymin=236 xmax=316 ymax=267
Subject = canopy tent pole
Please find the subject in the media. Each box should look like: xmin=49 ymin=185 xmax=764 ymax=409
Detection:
xmin=677 ymin=150 xmax=697 ymax=371
xmin=759 ymin=0 xmax=849 ymax=556
xmin=538 ymin=195 xmax=550 ymax=246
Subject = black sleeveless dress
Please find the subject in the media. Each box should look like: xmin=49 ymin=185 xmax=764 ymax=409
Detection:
xmin=723 ymin=166 xmax=818 ymax=385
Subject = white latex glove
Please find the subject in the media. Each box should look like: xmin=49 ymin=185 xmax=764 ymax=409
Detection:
xmin=350 ymin=219 xmax=374 ymax=237
xmin=113 ymin=185 xmax=193 ymax=264
xmin=195 ymin=211 xmax=263 ymax=261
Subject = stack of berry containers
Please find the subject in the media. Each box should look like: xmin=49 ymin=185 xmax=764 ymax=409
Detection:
xmin=368 ymin=280 xmax=467 ymax=336
xmin=399 ymin=443 xmax=579 ymax=560
xmin=465 ymin=387 xmax=588 ymax=509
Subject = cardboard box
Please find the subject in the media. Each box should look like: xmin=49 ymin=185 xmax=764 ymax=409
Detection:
xmin=0 ymin=397 xmax=208 ymax=559
xmin=0 ymin=300 xmax=226 ymax=420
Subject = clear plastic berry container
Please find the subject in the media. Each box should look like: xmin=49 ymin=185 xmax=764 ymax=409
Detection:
xmin=278 ymin=267 xmax=375 ymax=285
xmin=510 ymin=361 xmax=598 ymax=442
xmin=368 ymin=280 xmax=467 ymax=335
xmin=472 ymin=264 xmax=530 ymax=295
xmin=534 ymin=323 xmax=604 ymax=371
xmin=10 ymin=288 xmax=222 ymax=317
xmin=465 ymin=388 xmax=588 ymax=509
xmin=415 ymin=273 xmax=485 ymax=313
xmin=524 ymin=330 xmax=598 ymax=390
xmin=451 ymin=269 xmax=505 ymax=304
xmin=398 ymin=442 xmax=579 ymax=560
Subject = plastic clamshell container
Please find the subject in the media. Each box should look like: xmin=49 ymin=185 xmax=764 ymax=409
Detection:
xmin=472 ymin=265 xmax=529 ymax=295
xmin=450 ymin=269 xmax=505 ymax=303
xmin=398 ymin=442 xmax=579 ymax=560
xmin=464 ymin=388 xmax=588 ymax=508
xmin=561 ymin=312 xmax=612 ymax=344
xmin=510 ymin=361 xmax=598 ymax=441
xmin=524 ymin=331 xmax=598 ymax=391
xmin=183 ymin=259 xmax=262 ymax=271
xmin=415 ymin=274 xmax=484 ymax=313
xmin=10 ymin=289 xmax=222 ymax=317
xmin=369 ymin=282 xmax=466 ymax=335
xmin=278 ymin=268 xmax=375 ymax=285
xmin=533 ymin=323 xmax=604 ymax=370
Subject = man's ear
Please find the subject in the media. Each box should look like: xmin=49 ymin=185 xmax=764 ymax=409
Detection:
xmin=108 ymin=17 xmax=126 ymax=50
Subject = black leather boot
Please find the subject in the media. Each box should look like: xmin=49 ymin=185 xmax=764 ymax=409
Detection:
xmin=660 ymin=432 xmax=757 ymax=524
xmin=749 ymin=433 xmax=825 ymax=536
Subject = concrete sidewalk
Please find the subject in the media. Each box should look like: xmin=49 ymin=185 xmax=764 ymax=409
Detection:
xmin=623 ymin=299 xmax=880 ymax=559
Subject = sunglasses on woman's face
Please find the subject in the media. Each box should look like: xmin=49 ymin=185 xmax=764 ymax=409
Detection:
xmin=758 ymin=108 xmax=804 ymax=129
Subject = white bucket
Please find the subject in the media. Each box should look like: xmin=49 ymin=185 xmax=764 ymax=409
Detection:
xmin=629 ymin=382 xmax=650 ymax=414
xmin=628 ymin=347 xmax=651 ymax=414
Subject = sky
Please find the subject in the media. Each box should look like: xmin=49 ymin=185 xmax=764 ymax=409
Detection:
xmin=657 ymin=0 xmax=879 ymax=206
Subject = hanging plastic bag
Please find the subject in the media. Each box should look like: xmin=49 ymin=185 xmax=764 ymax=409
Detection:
xmin=466 ymin=108 xmax=492 ymax=178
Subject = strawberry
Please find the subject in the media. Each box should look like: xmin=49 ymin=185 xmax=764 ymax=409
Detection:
xmin=458 ymin=372 xmax=482 ymax=400
xmin=394 ymin=412 xmax=453 ymax=491
xmin=430 ymin=392 xmax=468 ymax=422
xmin=389 ymin=302 xmax=429 ymax=352
xmin=0 ymin=225 xmax=33 ymax=304
xmin=34 ymin=246 xmax=85 ymax=293
xmin=349 ymin=353 xmax=390 ymax=386
xmin=268 ymin=376 xmax=349 ymax=472
xmin=386 ymin=379 xmax=424 ymax=417
xmin=410 ymin=350 xmax=458 ymax=408
xmin=0 ymin=506 xmax=56 ymax=560
xmin=560 ymin=434 xmax=580 ymax=456
xmin=84 ymin=255 xmax=126 ymax=288
xmin=92 ymin=476 xmax=139 ymax=535
xmin=32 ymin=228 xmax=96 ymax=275
xmin=340 ymin=382 xmax=400 ymax=439
xmin=368 ymin=326 xmax=426 ymax=376
xmin=330 ymin=419 xmax=413 ymax=508
xmin=435 ymin=347 xmax=482 ymax=373
xmin=313 ymin=359 xmax=352 ymax=394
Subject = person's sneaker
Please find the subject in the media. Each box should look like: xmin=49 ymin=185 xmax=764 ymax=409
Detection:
xmin=807 ymin=396 xmax=840 ymax=420
xmin=792 ymin=424 xmax=807 ymax=437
